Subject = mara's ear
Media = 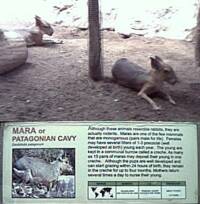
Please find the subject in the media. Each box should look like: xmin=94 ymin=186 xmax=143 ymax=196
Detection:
xmin=35 ymin=15 xmax=41 ymax=21
xmin=35 ymin=15 xmax=42 ymax=26
xmin=57 ymin=156 xmax=63 ymax=162
xmin=155 ymin=56 xmax=163 ymax=62
xmin=150 ymin=57 xmax=162 ymax=70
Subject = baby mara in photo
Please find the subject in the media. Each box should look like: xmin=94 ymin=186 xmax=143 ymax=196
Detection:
xmin=112 ymin=56 xmax=178 ymax=110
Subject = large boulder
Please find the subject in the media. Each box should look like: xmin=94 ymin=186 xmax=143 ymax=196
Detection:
xmin=0 ymin=29 xmax=28 ymax=74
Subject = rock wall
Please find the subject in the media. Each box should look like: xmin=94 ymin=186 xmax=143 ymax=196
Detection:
xmin=0 ymin=0 xmax=199 ymax=40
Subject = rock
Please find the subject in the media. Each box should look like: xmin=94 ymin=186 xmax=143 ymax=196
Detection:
xmin=0 ymin=29 xmax=28 ymax=74
xmin=58 ymin=107 xmax=64 ymax=111
xmin=119 ymin=33 xmax=132 ymax=39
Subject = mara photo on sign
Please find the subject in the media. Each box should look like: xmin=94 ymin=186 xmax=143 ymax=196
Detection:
xmin=12 ymin=148 xmax=75 ymax=199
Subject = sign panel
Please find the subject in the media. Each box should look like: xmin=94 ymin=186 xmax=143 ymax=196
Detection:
xmin=2 ymin=121 xmax=198 ymax=204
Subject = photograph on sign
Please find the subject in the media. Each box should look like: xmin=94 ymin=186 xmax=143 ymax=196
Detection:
xmin=12 ymin=148 xmax=75 ymax=199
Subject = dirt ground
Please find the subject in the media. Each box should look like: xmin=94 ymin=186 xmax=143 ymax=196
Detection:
xmin=0 ymin=26 xmax=199 ymax=122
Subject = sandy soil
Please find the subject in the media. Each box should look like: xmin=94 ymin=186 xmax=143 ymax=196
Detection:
xmin=0 ymin=27 xmax=199 ymax=122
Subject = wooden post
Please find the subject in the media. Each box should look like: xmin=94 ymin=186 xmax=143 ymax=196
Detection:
xmin=192 ymin=4 xmax=200 ymax=89
xmin=88 ymin=0 xmax=103 ymax=81
xmin=195 ymin=5 xmax=200 ymax=67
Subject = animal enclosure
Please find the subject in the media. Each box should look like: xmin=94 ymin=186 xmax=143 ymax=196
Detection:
xmin=0 ymin=0 xmax=199 ymax=121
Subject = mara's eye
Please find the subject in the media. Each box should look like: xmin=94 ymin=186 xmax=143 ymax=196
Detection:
xmin=164 ymin=69 xmax=170 ymax=73
xmin=43 ymin=25 xmax=50 ymax=28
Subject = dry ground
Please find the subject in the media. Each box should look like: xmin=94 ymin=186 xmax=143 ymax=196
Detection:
xmin=0 ymin=27 xmax=199 ymax=122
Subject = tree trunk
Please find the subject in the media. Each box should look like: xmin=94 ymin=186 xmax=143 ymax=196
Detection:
xmin=0 ymin=30 xmax=28 ymax=74
xmin=88 ymin=0 xmax=103 ymax=81
xmin=195 ymin=5 xmax=200 ymax=67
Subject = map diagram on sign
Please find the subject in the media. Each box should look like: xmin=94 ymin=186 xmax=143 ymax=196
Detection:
xmin=90 ymin=187 xmax=114 ymax=199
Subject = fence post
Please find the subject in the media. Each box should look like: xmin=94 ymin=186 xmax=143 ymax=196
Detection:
xmin=88 ymin=0 xmax=103 ymax=81
xmin=195 ymin=5 xmax=200 ymax=67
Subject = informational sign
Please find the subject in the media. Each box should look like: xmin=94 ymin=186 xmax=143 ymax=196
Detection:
xmin=2 ymin=121 xmax=199 ymax=204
